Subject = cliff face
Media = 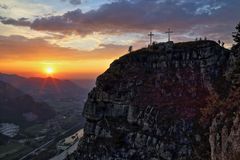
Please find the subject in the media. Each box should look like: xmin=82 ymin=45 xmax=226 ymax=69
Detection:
xmin=209 ymin=108 xmax=240 ymax=160
xmin=76 ymin=41 xmax=233 ymax=160
xmin=209 ymin=47 xmax=240 ymax=160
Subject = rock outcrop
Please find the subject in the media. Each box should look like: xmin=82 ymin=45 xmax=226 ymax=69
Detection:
xmin=209 ymin=109 xmax=240 ymax=160
xmin=209 ymin=46 xmax=240 ymax=160
xmin=72 ymin=40 xmax=237 ymax=160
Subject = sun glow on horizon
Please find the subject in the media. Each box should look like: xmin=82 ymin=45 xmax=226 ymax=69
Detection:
xmin=0 ymin=58 xmax=115 ymax=79
xmin=45 ymin=67 xmax=55 ymax=76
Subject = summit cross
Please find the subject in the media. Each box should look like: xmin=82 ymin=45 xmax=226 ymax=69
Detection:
xmin=165 ymin=28 xmax=173 ymax=42
xmin=148 ymin=32 xmax=154 ymax=45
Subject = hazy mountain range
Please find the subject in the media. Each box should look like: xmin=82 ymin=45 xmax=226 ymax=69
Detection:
xmin=0 ymin=73 xmax=89 ymax=103
xmin=0 ymin=73 xmax=95 ymax=129
xmin=0 ymin=80 xmax=55 ymax=126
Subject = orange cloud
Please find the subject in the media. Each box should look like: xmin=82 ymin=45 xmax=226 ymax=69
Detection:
xmin=0 ymin=35 xmax=128 ymax=79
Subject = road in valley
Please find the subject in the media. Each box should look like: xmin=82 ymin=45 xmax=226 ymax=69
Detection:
xmin=19 ymin=123 xmax=83 ymax=160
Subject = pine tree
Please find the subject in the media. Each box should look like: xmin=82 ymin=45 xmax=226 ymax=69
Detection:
xmin=230 ymin=22 xmax=240 ymax=88
xmin=233 ymin=22 xmax=240 ymax=44
xmin=232 ymin=22 xmax=240 ymax=54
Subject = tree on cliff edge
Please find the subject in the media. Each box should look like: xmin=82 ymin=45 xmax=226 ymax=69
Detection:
xmin=233 ymin=22 xmax=240 ymax=44
xmin=232 ymin=22 xmax=240 ymax=55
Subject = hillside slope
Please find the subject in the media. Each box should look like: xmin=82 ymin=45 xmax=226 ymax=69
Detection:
xmin=0 ymin=80 xmax=55 ymax=125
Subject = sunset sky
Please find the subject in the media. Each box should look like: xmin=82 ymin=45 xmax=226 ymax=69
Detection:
xmin=0 ymin=0 xmax=239 ymax=79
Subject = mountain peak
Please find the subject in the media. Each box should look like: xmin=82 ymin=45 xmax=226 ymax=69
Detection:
xmin=74 ymin=40 xmax=232 ymax=159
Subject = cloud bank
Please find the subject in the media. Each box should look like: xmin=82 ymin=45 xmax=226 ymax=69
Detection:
xmin=1 ymin=0 xmax=239 ymax=37
xmin=61 ymin=0 xmax=82 ymax=5
xmin=0 ymin=35 xmax=127 ymax=60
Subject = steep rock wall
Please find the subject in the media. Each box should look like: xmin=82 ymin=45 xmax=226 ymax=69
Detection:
xmin=209 ymin=47 xmax=240 ymax=160
xmin=76 ymin=41 xmax=231 ymax=160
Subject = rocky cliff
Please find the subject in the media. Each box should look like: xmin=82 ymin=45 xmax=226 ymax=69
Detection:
xmin=208 ymin=46 xmax=240 ymax=160
xmin=71 ymin=40 xmax=239 ymax=160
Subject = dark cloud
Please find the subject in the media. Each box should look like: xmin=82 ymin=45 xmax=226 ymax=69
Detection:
xmin=1 ymin=0 xmax=240 ymax=42
xmin=1 ymin=17 xmax=31 ymax=26
xmin=0 ymin=4 xmax=8 ymax=9
xmin=33 ymin=0 xmax=240 ymax=34
xmin=61 ymin=0 xmax=82 ymax=5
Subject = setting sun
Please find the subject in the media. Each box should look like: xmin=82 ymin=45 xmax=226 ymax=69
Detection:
xmin=45 ymin=67 xmax=54 ymax=75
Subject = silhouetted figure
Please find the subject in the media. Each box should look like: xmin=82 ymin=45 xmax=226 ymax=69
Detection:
xmin=204 ymin=37 xmax=207 ymax=40
xmin=199 ymin=37 xmax=202 ymax=41
xmin=195 ymin=38 xmax=198 ymax=41
xmin=152 ymin=41 xmax=157 ymax=45
xmin=218 ymin=40 xmax=221 ymax=45
xmin=128 ymin=46 xmax=133 ymax=53
xmin=222 ymin=42 xmax=225 ymax=47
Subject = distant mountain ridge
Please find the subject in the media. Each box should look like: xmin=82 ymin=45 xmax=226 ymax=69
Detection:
xmin=72 ymin=79 xmax=95 ymax=91
xmin=0 ymin=80 xmax=55 ymax=125
xmin=0 ymin=73 xmax=88 ymax=103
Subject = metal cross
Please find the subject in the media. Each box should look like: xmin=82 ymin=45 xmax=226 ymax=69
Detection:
xmin=165 ymin=28 xmax=173 ymax=42
xmin=148 ymin=32 xmax=154 ymax=45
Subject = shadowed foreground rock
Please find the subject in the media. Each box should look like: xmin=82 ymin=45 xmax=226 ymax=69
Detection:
xmin=68 ymin=41 xmax=240 ymax=160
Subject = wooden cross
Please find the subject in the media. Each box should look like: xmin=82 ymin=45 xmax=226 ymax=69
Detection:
xmin=148 ymin=32 xmax=154 ymax=45
xmin=165 ymin=28 xmax=173 ymax=42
